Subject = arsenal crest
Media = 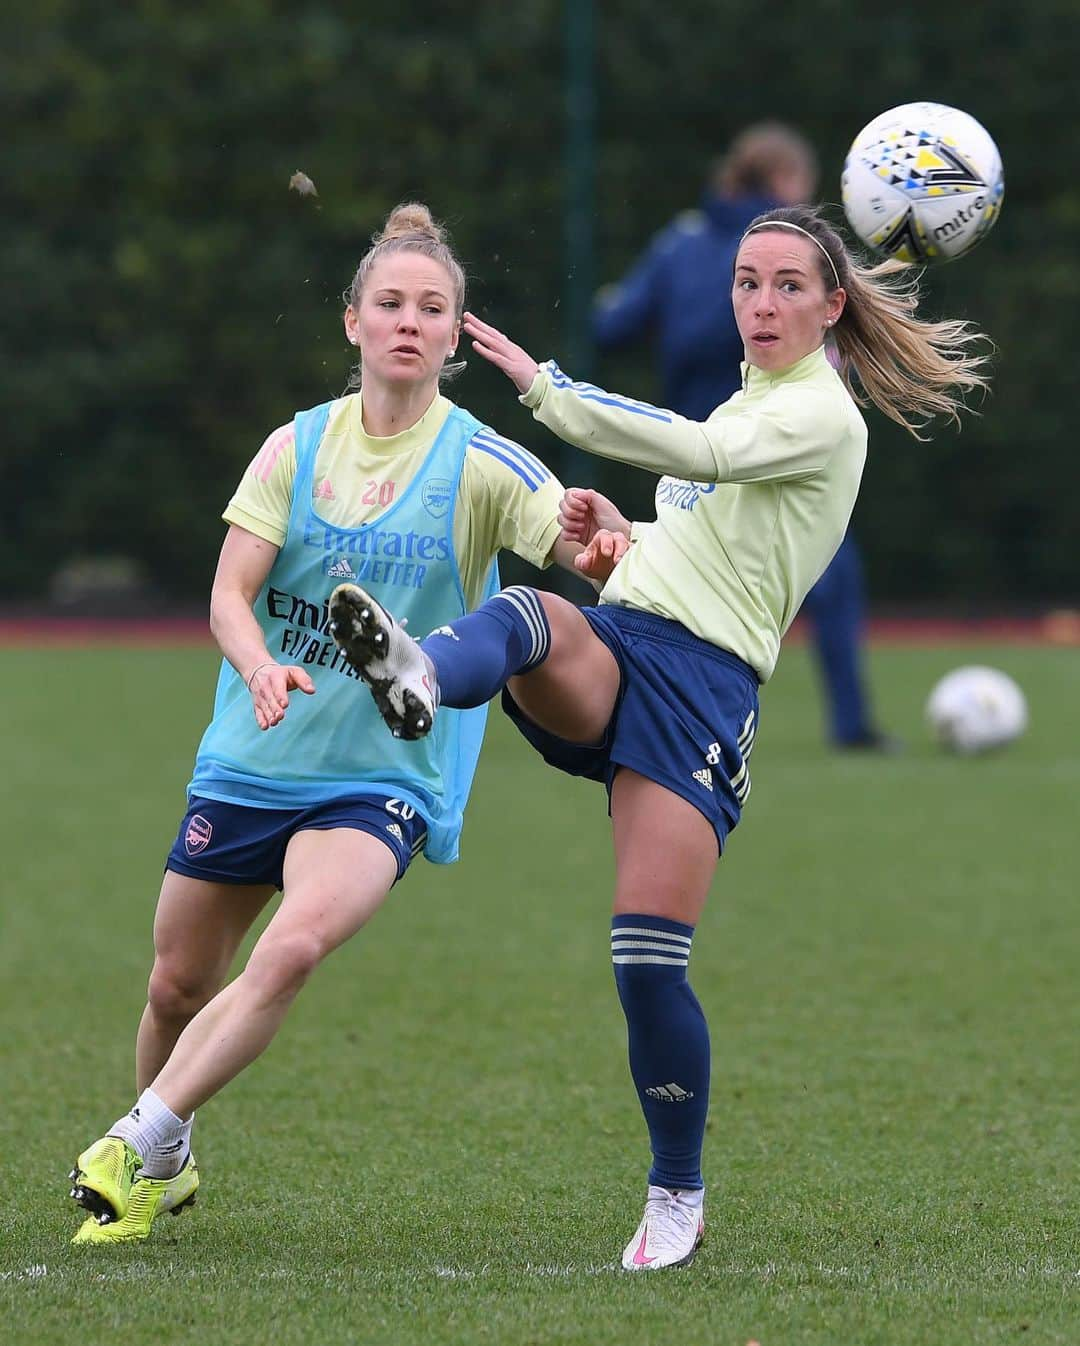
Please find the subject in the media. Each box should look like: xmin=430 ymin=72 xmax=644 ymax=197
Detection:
xmin=422 ymin=479 xmax=452 ymax=519
xmin=185 ymin=814 xmax=213 ymax=856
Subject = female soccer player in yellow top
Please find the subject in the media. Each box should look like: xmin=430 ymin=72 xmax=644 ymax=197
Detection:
xmin=68 ymin=202 xmax=582 ymax=1244
xmin=330 ymin=205 xmax=991 ymax=1270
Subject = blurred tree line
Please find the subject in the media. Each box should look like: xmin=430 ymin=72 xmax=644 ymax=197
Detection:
xmin=4 ymin=0 xmax=1076 ymax=607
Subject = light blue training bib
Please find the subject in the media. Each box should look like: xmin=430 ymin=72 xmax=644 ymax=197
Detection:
xmin=190 ymin=399 xmax=499 ymax=863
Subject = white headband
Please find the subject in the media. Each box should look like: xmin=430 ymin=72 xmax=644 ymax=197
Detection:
xmin=741 ymin=220 xmax=841 ymax=291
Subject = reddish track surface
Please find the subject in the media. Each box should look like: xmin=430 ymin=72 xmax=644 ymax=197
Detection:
xmin=2 ymin=614 xmax=1078 ymax=647
xmin=0 ymin=617 xmax=214 ymax=647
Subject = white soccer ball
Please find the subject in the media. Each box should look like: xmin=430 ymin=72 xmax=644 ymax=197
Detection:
xmin=842 ymin=102 xmax=1004 ymax=264
xmin=925 ymin=666 xmax=1028 ymax=755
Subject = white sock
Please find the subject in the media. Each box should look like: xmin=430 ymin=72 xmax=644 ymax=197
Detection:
xmin=138 ymin=1112 xmax=195 ymax=1180
xmin=108 ymin=1088 xmax=184 ymax=1160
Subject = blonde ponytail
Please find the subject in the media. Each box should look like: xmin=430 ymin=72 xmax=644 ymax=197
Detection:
xmin=831 ymin=257 xmax=992 ymax=437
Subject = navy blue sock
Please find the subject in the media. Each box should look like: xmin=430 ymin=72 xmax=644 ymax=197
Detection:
xmin=611 ymin=914 xmax=710 ymax=1190
xmin=420 ymin=586 xmax=550 ymax=709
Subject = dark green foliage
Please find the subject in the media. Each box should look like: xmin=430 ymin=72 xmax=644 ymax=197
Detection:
xmin=4 ymin=2 xmax=1076 ymax=601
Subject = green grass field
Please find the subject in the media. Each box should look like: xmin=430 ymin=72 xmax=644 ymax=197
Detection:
xmin=2 ymin=640 xmax=1078 ymax=1345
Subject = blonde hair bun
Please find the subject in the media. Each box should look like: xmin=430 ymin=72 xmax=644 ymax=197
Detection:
xmin=375 ymin=201 xmax=446 ymax=246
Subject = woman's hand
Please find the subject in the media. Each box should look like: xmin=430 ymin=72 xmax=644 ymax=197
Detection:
xmin=559 ymin=487 xmax=632 ymax=546
xmin=248 ymin=661 xmax=316 ymax=730
xmin=462 ymin=311 xmax=539 ymax=393
xmin=573 ymin=529 xmax=631 ymax=586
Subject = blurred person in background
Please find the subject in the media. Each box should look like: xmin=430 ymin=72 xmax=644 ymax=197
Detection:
xmin=593 ymin=122 xmax=895 ymax=751
xmin=329 ymin=205 xmax=990 ymax=1268
xmin=66 ymin=202 xmax=582 ymax=1245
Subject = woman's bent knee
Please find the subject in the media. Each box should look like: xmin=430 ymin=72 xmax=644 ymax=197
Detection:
xmin=147 ymin=962 xmax=219 ymax=1024
xmin=244 ymin=931 xmax=328 ymax=999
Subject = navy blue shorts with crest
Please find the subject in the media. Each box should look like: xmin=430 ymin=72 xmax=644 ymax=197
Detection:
xmin=501 ymin=604 xmax=760 ymax=852
xmin=166 ymin=792 xmax=428 ymax=888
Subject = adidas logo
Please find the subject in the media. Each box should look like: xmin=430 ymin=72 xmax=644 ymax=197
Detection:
xmin=325 ymin=556 xmax=358 ymax=580
xmin=645 ymin=1083 xmax=695 ymax=1103
xmin=692 ymin=767 xmax=713 ymax=792
xmin=385 ymin=823 xmax=404 ymax=843
xmin=315 ymin=478 xmax=336 ymax=500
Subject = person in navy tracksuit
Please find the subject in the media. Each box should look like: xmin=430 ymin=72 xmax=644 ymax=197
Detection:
xmin=593 ymin=122 xmax=896 ymax=750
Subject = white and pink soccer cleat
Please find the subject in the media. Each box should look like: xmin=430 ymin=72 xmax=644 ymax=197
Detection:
xmin=621 ymin=1185 xmax=704 ymax=1271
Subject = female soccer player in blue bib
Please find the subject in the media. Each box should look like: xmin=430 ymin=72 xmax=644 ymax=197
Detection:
xmin=329 ymin=206 xmax=992 ymax=1270
xmin=67 ymin=202 xmax=582 ymax=1244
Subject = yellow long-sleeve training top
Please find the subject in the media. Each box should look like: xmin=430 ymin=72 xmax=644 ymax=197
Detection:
xmin=521 ymin=344 xmax=867 ymax=682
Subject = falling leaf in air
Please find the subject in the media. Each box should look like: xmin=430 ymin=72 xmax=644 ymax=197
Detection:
xmin=289 ymin=171 xmax=318 ymax=198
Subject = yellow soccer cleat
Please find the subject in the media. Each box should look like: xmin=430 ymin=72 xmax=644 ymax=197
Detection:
xmin=71 ymin=1156 xmax=199 ymax=1245
xmin=69 ymin=1136 xmax=142 ymax=1225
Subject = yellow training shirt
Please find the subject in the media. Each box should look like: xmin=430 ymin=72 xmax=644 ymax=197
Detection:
xmin=226 ymin=392 xmax=564 ymax=610
xmin=521 ymin=346 xmax=867 ymax=681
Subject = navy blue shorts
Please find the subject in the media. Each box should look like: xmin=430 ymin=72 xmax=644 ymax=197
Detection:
xmin=502 ymin=605 xmax=760 ymax=852
xmin=165 ymin=793 xmax=428 ymax=888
